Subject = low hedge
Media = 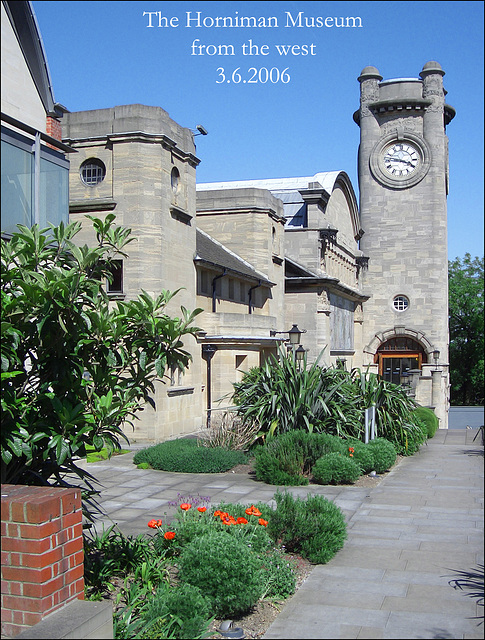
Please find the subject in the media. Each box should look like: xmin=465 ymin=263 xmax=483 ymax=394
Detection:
xmin=267 ymin=490 xmax=347 ymax=564
xmin=312 ymin=452 xmax=362 ymax=485
xmin=132 ymin=438 xmax=248 ymax=473
xmin=253 ymin=430 xmax=346 ymax=485
xmin=412 ymin=406 xmax=439 ymax=438
xmin=367 ymin=437 xmax=397 ymax=472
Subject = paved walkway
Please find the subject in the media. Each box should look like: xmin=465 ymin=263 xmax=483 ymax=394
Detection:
xmin=78 ymin=429 xmax=484 ymax=639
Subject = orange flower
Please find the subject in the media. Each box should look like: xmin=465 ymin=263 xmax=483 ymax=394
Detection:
xmin=164 ymin=531 xmax=176 ymax=540
xmin=213 ymin=510 xmax=222 ymax=517
xmin=245 ymin=505 xmax=262 ymax=517
xmin=258 ymin=518 xmax=268 ymax=527
xmin=236 ymin=517 xmax=248 ymax=525
xmin=197 ymin=507 xmax=207 ymax=513
xmin=180 ymin=503 xmax=191 ymax=511
xmin=147 ymin=519 xmax=158 ymax=529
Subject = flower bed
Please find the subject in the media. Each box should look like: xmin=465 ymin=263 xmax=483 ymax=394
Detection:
xmin=84 ymin=491 xmax=347 ymax=639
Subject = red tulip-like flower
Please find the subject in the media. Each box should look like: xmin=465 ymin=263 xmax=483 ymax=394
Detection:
xmin=236 ymin=517 xmax=248 ymax=525
xmin=164 ymin=531 xmax=176 ymax=540
xmin=197 ymin=507 xmax=207 ymax=513
xmin=258 ymin=518 xmax=268 ymax=527
xmin=147 ymin=519 xmax=158 ymax=529
xmin=180 ymin=503 xmax=191 ymax=511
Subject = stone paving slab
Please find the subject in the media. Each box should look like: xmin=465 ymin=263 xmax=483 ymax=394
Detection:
xmin=263 ymin=429 xmax=484 ymax=639
xmin=76 ymin=430 xmax=483 ymax=638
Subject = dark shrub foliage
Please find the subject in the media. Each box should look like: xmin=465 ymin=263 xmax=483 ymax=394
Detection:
xmin=312 ymin=453 xmax=362 ymax=485
xmin=266 ymin=490 xmax=347 ymax=564
xmin=367 ymin=437 xmax=397 ymax=473
xmin=178 ymin=531 xmax=263 ymax=617
xmin=412 ymin=407 xmax=439 ymax=438
xmin=253 ymin=430 xmax=346 ymax=485
xmin=133 ymin=438 xmax=248 ymax=473
xmin=143 ymin=582 xmax=211 ymax=640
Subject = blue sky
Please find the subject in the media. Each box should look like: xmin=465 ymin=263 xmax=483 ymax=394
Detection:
xmin=32 ymin=1 xmax=484 ymax=260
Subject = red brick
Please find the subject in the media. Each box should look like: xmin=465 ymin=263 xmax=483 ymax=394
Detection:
xmin=0 ymin=501 xmax=11 ymax=522
xmin=2 ymin=595 xmax=42 ymax=613
xmin=7 ymin=523 xmax=19 ymax=537
xmin=20 ymin=519 xmax=61 ymax=539
xmin=22 ymin=574 xmax=63 ymax=599
xmin=25 ymin=495 xmax=61 ymax=524
xmin=72 ymin=579 xmax=84 ymax=598
xmin=1 ymin=550 xmax=10 ymax=565
xmin=64 ymin=564 xmax=83 ymax=584
xmin=1 ymin=608 xmax=13 ymax=623
xmin=61 ymin=490 xmax=81 ymax=515
xmin=62 ymin=511 xmax=81 ymax=529
xmin=22 ymin=547 xmax=63 ymax=569
xmin=2 ymin=566 xmax=52 ymax=584
xmin=1 ymin=580 xmax=10 ymax=595
xmin=9 ymin=582 xmax=22 ymax=597
xmin=63 ymin=537 xmax=83 ymax=557
xmin=2 ymin=537 xmax=51 ymax=554
xmin=23 ymin=611 xmax=43 ymax=626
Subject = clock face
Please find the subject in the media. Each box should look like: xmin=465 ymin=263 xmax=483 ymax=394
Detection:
xmin=383 ymin=143 xmax=420 ymax=177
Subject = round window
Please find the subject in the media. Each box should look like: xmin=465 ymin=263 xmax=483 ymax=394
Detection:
xmin=393 ymin=295 xmax=410 ymax=312
xmin=171 ymin=167 xmax=180 ymax=193
xmin=80 ymin=158 xmax=106 ymax=186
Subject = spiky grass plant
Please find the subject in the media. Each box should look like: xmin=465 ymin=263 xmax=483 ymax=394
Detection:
xmin=446 ymin=564 xmax=484 ymax=625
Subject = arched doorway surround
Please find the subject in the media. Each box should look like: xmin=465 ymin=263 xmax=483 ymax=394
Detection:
xmin=365 ymin=327 xmax=435 ymax=385
xmin=375 ymin=337 xmax=427 ymax=384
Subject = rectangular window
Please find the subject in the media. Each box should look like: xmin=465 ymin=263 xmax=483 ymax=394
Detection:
xmin=239 ymin=282 xmax=247 ymax=303
xmin=228 ymin=278 xmax=235 ymax=300
xmin=200 ymin=270 xmax=210 ymax=295
xmin=107 ymin=260 xmax=123 ymax=294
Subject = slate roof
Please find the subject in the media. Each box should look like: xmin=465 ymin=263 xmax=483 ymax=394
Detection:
xmin=194 ymin=229 xmax=275 ymax=286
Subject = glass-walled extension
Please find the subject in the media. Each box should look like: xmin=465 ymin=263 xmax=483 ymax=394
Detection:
xmin=1 ymin=125 xmax=69 ymax=236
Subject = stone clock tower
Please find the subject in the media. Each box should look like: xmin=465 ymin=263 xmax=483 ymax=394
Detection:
xmin=355 ymin=61 xmax=455 ymax=428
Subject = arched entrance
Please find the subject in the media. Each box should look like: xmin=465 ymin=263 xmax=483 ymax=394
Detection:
xmin=375 ymin=337 xmax=427 ymax=384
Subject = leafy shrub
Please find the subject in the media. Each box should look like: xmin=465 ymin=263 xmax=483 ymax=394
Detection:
xmin=253 ymin=430 xmax=346 ymax=485
xmin=392 ymin=418 xmax=428 ymax=456
xmin=367 ymin=437 xmax=397 ymax=472
xmin=1 ymin=218 xmax=202 ymax=494
xmin=133 ymin=438 xmax=248 ymax=473
xmin=178 ymin=531 xmax=263 ymax=617
xmin=259 ymin=549 xmax=297 ymax=600
xmin=412 ymin=406 xmax=439 ymax=438
xmin=267 ymin=491 xmax=347 ymax=564
xmin=142 ymin=582 xmax=211 ymax=640
xmin=312 ymin=453 xmax=362 ymax=485
xmin=345 ymin=439 xmax=375 ymax=474
xmin=231 ymin=349 xmax=354 ymax=436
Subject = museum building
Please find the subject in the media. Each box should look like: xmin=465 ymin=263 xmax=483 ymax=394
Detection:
xmin=2 ymin=2 xmax=454 ymax=439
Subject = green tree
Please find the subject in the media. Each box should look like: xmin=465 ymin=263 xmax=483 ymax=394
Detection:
xmin=1 ymin=216 xmax=202 ymax=490
xmin=448 ymin=254 xmax=484 ymax=405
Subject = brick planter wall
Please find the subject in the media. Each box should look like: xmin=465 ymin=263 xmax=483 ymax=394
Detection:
xmin=1 ymin=485 xmax=84 ymax=638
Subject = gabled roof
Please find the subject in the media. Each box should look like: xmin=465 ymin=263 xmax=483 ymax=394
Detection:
xmin=194 ymin=228 xmax=275 ymax=286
